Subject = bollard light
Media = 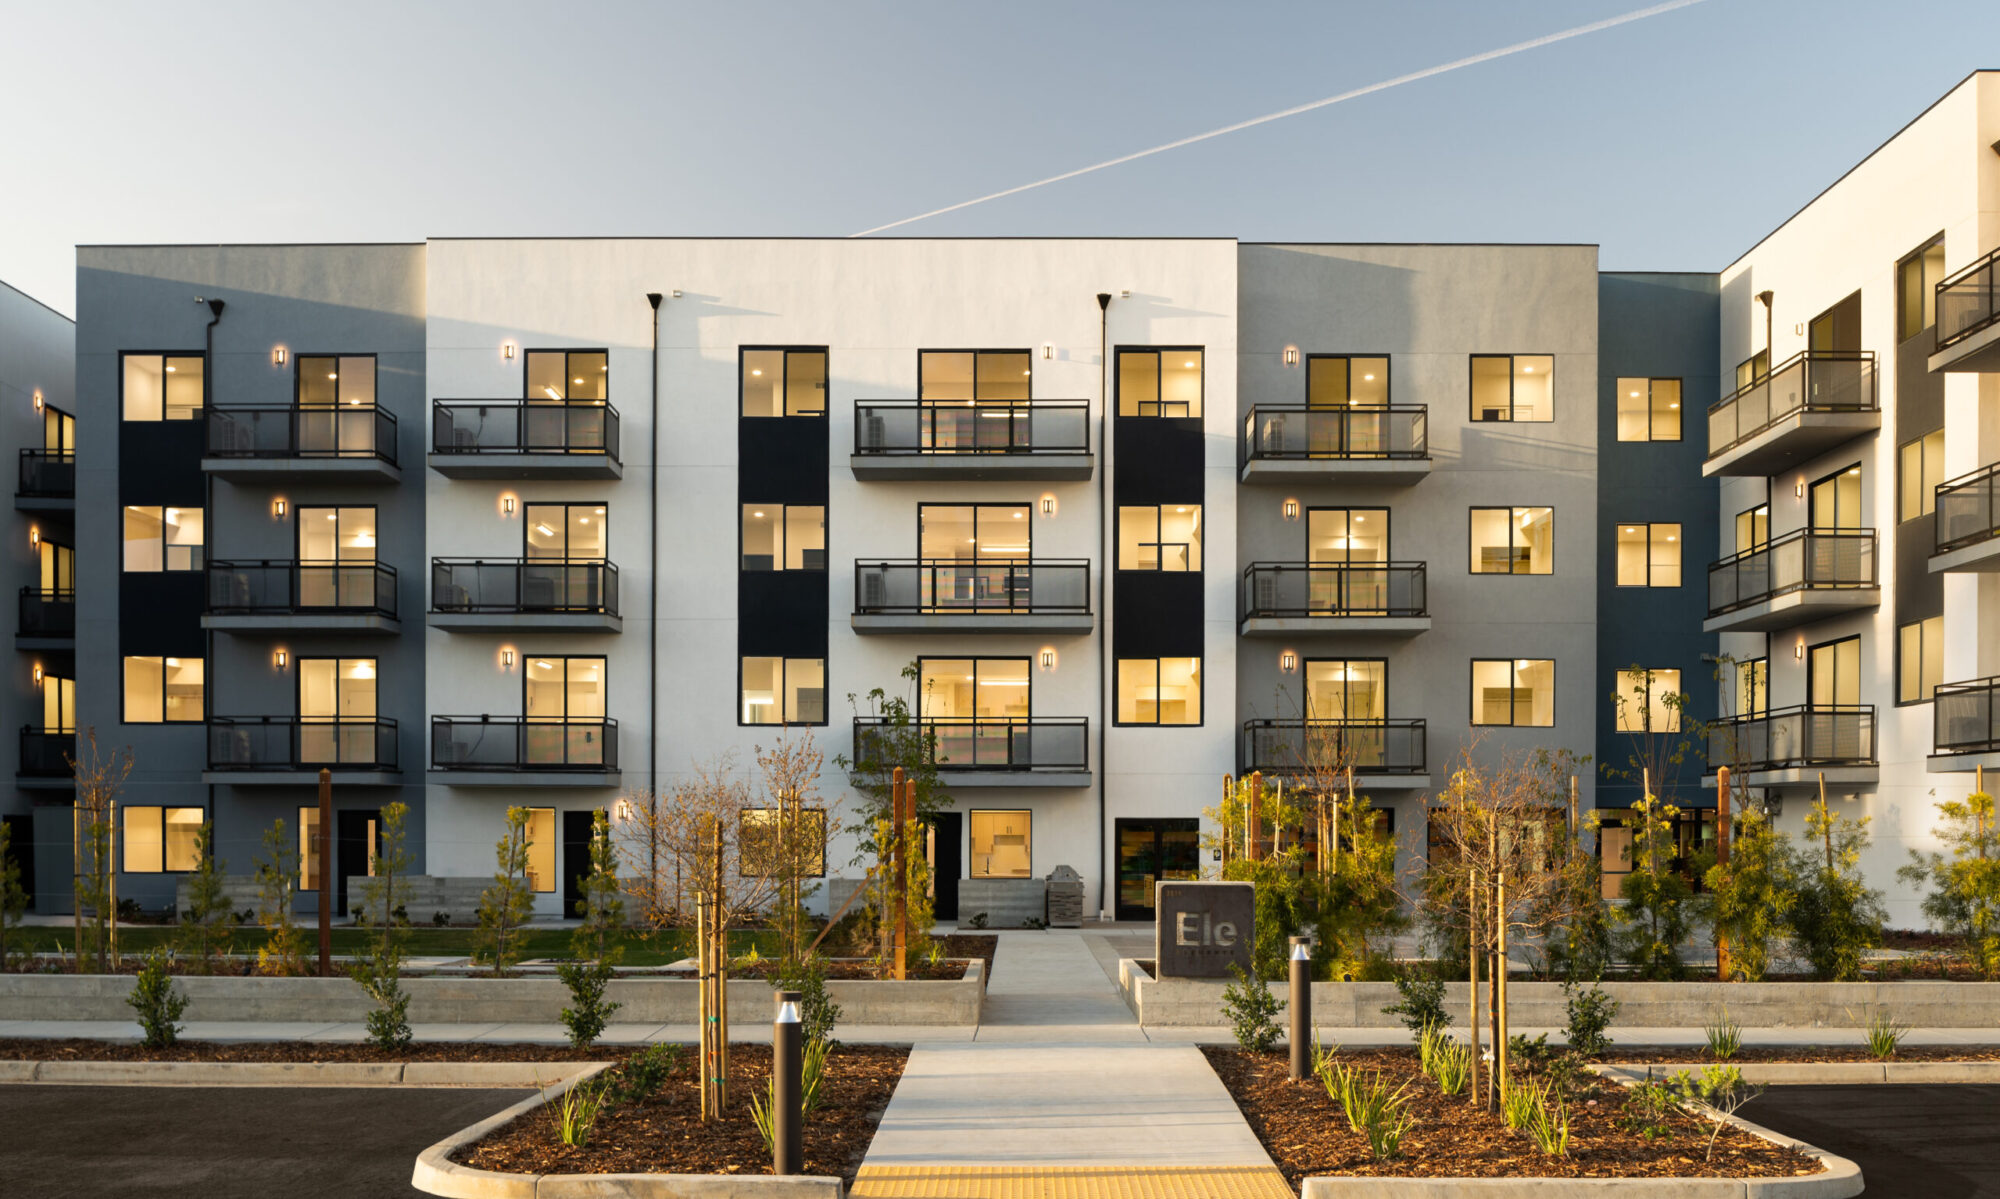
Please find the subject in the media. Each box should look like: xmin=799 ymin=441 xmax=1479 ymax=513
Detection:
xmin=1289 ymin=936 xmax=1312 ymax=1080
xmin=773 ymin=989 xmax=804 ymax=1175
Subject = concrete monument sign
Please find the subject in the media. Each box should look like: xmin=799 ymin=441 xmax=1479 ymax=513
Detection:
xmin=1153 ymin=881 xmax=1254 ymax=979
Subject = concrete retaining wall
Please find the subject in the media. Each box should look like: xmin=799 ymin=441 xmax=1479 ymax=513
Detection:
xmin=1118 ymin=960 xmax=2000 ymax=1029
xmin=0 ymin=960 xmax=983 ymax=1026
xmin=958 ymin=879 xmax=1046 ymax=928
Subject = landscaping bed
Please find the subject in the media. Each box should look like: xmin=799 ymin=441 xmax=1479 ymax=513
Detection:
xmin=664 ymin=956 xmax=969 ymax=982
xmin=452 ymin=1043 xmax=907 ymax=1187
xmin=1203 ymin=1046 xmax=1822 ymax=1185
xmin=1608 ymin=1044 xmax=2000 ymax=1064
xmin=0 ymin=1037 xmax=632 ymax=1063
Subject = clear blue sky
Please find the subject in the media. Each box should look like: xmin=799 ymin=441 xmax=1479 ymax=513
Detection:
xmin=4 ymin=0 xmax=1995 ymax=317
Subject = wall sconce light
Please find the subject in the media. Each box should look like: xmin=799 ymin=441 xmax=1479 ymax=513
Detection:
xmin=1042 ymin=343 xmax=1054 ymax=360
xmin=27 ymin=527 xmax=38 ymax=548
xmin=1282 ymin=498 xmax=1300 ymax=521
xmin=1280 ymin=651 xmax=1298 ymax=674
xmin=503 ymin=342 xmax=516 ymax=360
xmin=1283 ymin=347 xmax=1299 ymax=366
xmin=502 ymin=649 xmax=516 ymax=669
xmin=1039 ymin=648 xmax=1057 ymax=672
xmin=613 ymin=798 xmax=635 ymax=823
xmin=274 ymin=649 xmax=288 ymax=670
xmin=272 ymin=347 xmax=287 ymax=367
xmin=1794 ymin=641 xmax=1804 ymax=661
xmin=32 ymin=391 xmax=43 ymax=411
xmin=1039 ymin=495 xmax=1056 ymax=517
xmin=1795 ymin=479 xmax=1805 ymax=499
xmin=32 ymin=664 xmax=43 ymax=687
xmin=273 ymin=498 xmax=287 ymax=518
xmin=502 ymin=495 xmax=517 ymax=516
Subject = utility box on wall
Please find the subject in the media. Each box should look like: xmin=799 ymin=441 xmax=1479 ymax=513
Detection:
xmin=1153 ymin=880 xmax=1253 ymax=979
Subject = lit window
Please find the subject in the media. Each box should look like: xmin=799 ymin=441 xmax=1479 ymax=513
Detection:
xmin=1898 ymin=236 xmax=1946 ymax=343
xmin=741 ymin=349 xmax=827 ymax=417
xmin=1118 ymin=505 xmax=1202 ymax=571
xmin=1470 ymin=354 xmax=1552 ymax=422
xmin=969 ymin=810 xmax=1031 ymax=878
xmin=1899 ymin=430 xmax=1945 ymax=522
xmin=525 ymin=504 xmax=608 ymax=561
xmin=1614 ymin=668 xmax=1682 ymax=733
xmin=919 ymin=659 xmax=1030 ymax=721
xmin=1615 ymin=523 xmax=1681 ymax=588
xmin=1615 ymin=377 xmax=1681 ymax=442
xmin=1471 ymin=658 xmax=1554 ymax=727
xmin=1735 ymin=351 xmax=1769 ymax=392
xmin=740 ymin=657 xmax=826 ymax=726
xmin=920 ymin=350 xmax=1031 ymax=402
xmin=1116 ymin=658 xmax=1202 ymax=726
xmin=740 ymin=808 xmax=828 ymax=878
xmin=1735 ymin=658 xmax=1768 ymax=717
xmin=1117 ymin=349 xmax=1203 ymax=418
xmin=123 ymin=506 xmax=204 ymax=572
xmin=1899 ymin=616 xmax=1944 ymax=704
xmin=525 ymin=350 xmax=608 ymax=403
xmin=121 ymin=353 xmax=204 ymax=421
xmin=122 ymin=807 xmax=204 ymax=873
xmin=524 ymin=807 xmax=556 ymax=893
xmin=297 ymin=355 xmax=377 ymax=407
xmin=740 ymin=505 xmax=826 ymax=571
xmin=1735 ymin=505 xmax=1769 ymax=553
xmin=1306 ymin=356 xmax=1390 ymax=408
xmin=1469 ymin=507 xmax=1552 ymax=575
xmin=124 ymin=656 xmax=204 ymax=723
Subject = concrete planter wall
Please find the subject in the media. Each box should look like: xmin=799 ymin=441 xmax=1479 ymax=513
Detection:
xmin=0 ymin=960 xmax=983 ymax=1026
xmin=1118 ymin=959 xmax=2000 ymax=1028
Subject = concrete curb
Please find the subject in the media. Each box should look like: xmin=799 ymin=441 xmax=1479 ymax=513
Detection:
xmin=410 ymin=1067 xmax=844 ymax=1198
xmin=1601 ymin=1060 xmax=2000 ymax=1085
xmin=0 ymin=1059 xmax=608 ymax=1088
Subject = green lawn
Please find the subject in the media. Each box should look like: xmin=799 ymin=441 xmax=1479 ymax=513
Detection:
xmin=22 ymin=925 xmax=786 ymax=968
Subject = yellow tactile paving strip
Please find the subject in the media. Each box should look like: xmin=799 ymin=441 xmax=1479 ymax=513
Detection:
xmin=848 ymin=1164 xmax=1296 ymax=1198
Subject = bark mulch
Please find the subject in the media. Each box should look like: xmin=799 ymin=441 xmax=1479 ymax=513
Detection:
xmin=1202 ymin=1046 xmax=1822 ymax=1185
xmin=1609 ymin=1045 xmax=2000 ymax=1064
xmin=453 ymin=1043 xmax=907 ymax=1187
xmin=665 ymin=958 xmax=968 ymax=981
xmin=0 ymin=1038 xmax=632 ymax=1063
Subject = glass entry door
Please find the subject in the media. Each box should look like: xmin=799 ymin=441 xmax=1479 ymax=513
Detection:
xmin=1114 ymin=818 xmax=1201 ymax=922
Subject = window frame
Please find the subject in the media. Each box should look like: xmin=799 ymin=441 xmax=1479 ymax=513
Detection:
xmin=121 ymin=805 xmax=206 ymax=874
xmin=522 ymin=500 xmax=610 ymax=562
xmin=1467 ymin=506 xmax=1554 ymax=576
xmin=1807 ymin=634 xmax=1862 ymax=708
xmin=917 ymin=656 xmax=1035 ymax=722
xmin=1808 ymin=462 xmax=1865 ymax=531
xmin=1113 ymin=656 xmax=1204 ymax=728
xmin=1735 ymin=657 xmax=1769 ymax=718
xmin=1736 ymin=351 xmax=1770 ymax=392
xmin=1303 ymin=354 xmax=1392 ymax=409
xmin=121 ymin=504 xmax=205 ymax=573
xmin=294 ymin=352 xmax=379 ymax=409
xmin=522 ymin=655 xmax=607 ymax=722
xmin=523 ymin=806 xmax=557 ymax=893
xmin=522 ymin=348 xmax=609 ymax=404
xmin=1301 ymin=656 xmax=1389 ymax=723
xmin=739 ymin=345 xmax=830 ymax=419
xmin=1613 ymin=521 xmax=1682 ymax=588
xmin=1469 ymin=657 xmax=1556 ymax=728
xmin=118 ymin=350 xmax=206 ymax=423
xmin=122 ymin=655 xmax=205 ymax=724
xmin=1468 ymin=353 xmax=1554 ymax=423
xmin=295 ymin=504 xmax=378 ymax=563
xmin=1735 ymin=504 xmax=1770 ymax=553
xmin=917 ymin=348 xmax=1033 ymax=403
xmin=737 ymin=656 xmax=829 ymax=727
xmin=739 ymin=502 xmax=827 ymax=572
xmin=1896 ymin=233 xmax=1947 ymax=344
xmin=1117 ymin=504 xmax=1203 ymax=572
xmin=968 ymin=809 xmax=1033 ymax=879
xmin=738 ymin=807 xmax=828 ymax=878
xmin=1114 ymin=346 xmax=1205 ymax=419
xmin=1613 ymin=667 xmax=1683 ymax=734
xmin=1897 ymin=616 xmax=1944 ymax=706
xmin=1614 ymin=376 xmax=1683 ymax=442
xmin=916 ymin=502 xmax=1033 ymax=561
xmin=1305 ymin=507 xmax=1391 ymax=562
xmin=1898 ymin=430 xmax=1945 ymax=523
xmin=297 ymin=656 xmax=378 ymax=722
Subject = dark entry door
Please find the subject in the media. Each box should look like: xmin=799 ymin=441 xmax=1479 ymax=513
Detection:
xmin=563 ymin=810 xmax=598 ymax=919
xmin=1114 ymin=818 xmax=1201 ymax=922
xmin=928 ymin=811 xmax=962 ymax=921
xmin=335 ymin=809 xmax=380 ymax=917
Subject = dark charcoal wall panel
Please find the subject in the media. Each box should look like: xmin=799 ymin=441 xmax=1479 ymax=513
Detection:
xmin=118 ymin=575 xmax=205 ymax=654
xmin=1112 ymin=418 xmax=1203 ymax=503
xmin=738 ymin=572 xmax=829 ymax=658
xmin=1111 ymin=572 xmax=1204 ymax=657
xmin=116 ymin=422 xmax=204 ymax=505
xmin=739 ymin=419 xmax=830 ymax=504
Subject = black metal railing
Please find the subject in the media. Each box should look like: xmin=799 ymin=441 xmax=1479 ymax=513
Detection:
xmin=1242 ymin=405 xmax=1428 ymax=462
xmin=431 ymin=559 xmax=619 ymax=615
xmin=1706 ymin=350 xmax=1876 ymax=461
xmin=853 ymin=559 xmax=1089 ymax=615
xmin=19 ymin=726 xmax=74 ymax=777
xmin=207 ymin=716 xmax=400 ymax=772
xmin=1937 ymin=246 xmax=2000 ymax=353
xmin=853 ymin=400 xmax=1089 ymax=456
xmin=17 ymin=449 xmax=74 ymax=497
xmin=431 ymin=716 xmax=618 ymax=771
xmin=205 ymin=406 xmax=398 ymax=463
xmin=431 ymin=400 xmax=620 ymax=459
xmin=1705 ymin=705 xmax=1875 ymax=771
xmin=18 ymin=587 xmax=75 ymax=637
xmin=852 ymin=717 xmax=1088 ymax=772
xmin=1241 ymin=719 xmax=1427 ymax=776
xmin=1936 ymin=461 xmax=2000 ymax=555
xmin=1241 ymin=562 xmax=1427 ymax=619
xmin=207 ymin=561 xmax=397 ymax=617
xmin=1936 ymin=678 xmax=2000 ymax=756
xmin=1707 ymin=528 xmax=1876 ymax=617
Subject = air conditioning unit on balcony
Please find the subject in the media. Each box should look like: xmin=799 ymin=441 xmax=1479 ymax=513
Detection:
xmin=861 ymin=415 xmax=885 ymax=449
xmin=1254 ymin=575 xmax=1279 ymax=612
xmin=860 ymin=572 xmax=887 ymax=610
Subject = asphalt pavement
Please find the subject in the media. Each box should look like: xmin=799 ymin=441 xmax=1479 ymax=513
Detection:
xmin=1749 ymin=1084 xmax=2000 ymax=1199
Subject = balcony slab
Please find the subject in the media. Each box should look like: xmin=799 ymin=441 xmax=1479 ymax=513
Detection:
xmin=428 ymin=612 xmax=622 ymax=634
xmin=1930 ymin=537 xmax=2000 ymax=574
xmin=1930 ymin=320 xmax=2000 ymax=374
xmin=200 ymin=458 xmax=401 ymax=484
xmin=427 ymin=454 xmax=620 ymax=480
xmin=202 ymin=771 xmax=403 ymax=787
xmin=1239 ymin=615 xmax=1430 ymax=637
xmin=934 ymin=770 xmax=1091 ymax=789
xmin=204 ymin=613 xmax=400 ymax=636
xmin=1246 ymin=770 xmax=1430 ymax=790
xmin=428 ymin=770 xmax=622 ymax=788
xmin=1927 ymin=751 xmax=2000 ymax=775
xmin=15 ymin=635 xmax=74 ymax=652
xmin=850 ymin=454 xmax=1093 ymax=482
xmin=1703 ymin=588 xmax=1880 ymax=634
xmin=13 ymin=495 xmax=73 ymax=514
xmin=851 ymin=613 xmax=1093 ymax=636
xmin=1703 ymin=412 xmax=1880 ymax=478
xmin=1239 ymin=458 xmax=1432 ymax=486
xmin=16 ymin=776 xmax=73 ymax=791
xmin=1701 ymin=766 xmax=1878 ymax=789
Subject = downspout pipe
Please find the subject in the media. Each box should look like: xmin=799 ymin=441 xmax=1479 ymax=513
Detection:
xmin=200 ymin=298 xmax=224 ymax=823
xmin=646 ymin=293 xmax=663 ymax=812
xmin=1095 ymin=291 xmax=1112 ymax=920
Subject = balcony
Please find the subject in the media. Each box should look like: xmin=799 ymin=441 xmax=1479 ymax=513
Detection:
xmin=430 ymin=716 xmax=621 ymax=787
xmin=1239 ymin=563 xmax=1429 ymax=636
xmin=18 ymin=587 xmax=74 ymax=648
xmin=429 ymin=559 xmax=621 ymax=633
xmin=204 ymin=561 xmax=399 ymax=635
xmin=205 ymin=717 xmax=400 ymax=785
xmin=429 ymin=401 xmax=621 ymax=478
xmin=1930 ymin=677 xmax=2000 ymax=773
xmin=1240 ymin=406 xmax=1431 ymax=485
xmin=1931 ymin=463 xmax=2000 ymax=572
xmin=850 ymin=401 xmax=1092 ymax=480
xmin=16 ymin=450 xmax=74 ymax=511
xmin=18 ymin=727 xmax=74 ymax=787
xmin=202 ymin=406 xmax=401 ymax=483
xmin=1930 ymin=247 xmax=2000 ymax=373
xmin=1703 ymin=350 xmax=1877 ymax=477
xmin=1240 ymin=720 xmax=1429 ymax=789
xmin=851 ymin=559 xmax=1092 ymax=635
xmin=852 ymin=717 xmax=1089 ymax=788
xmin=1704 ymin=528 xmax=1878 ymax=633
xmin=1703 ymin=705 xmax=1876 ymax=788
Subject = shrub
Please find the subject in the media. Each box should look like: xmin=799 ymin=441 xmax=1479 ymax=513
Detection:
xmin=1863 ymin=1010 xmax=1908 ymax=1060
xmin=127 ymin=950 xmax=188 ymax=1048
xmin=1419 ymin=1024 xmax=1471 ymax=1095
xmin=474 ymin=807 xmax=536 ymax=976
xmin=1619 ymin=1079 xmax=1680 ymax=1140
xmin=0 ymin=820 xmax=29 ymax=967
xmin=1221 ymin=962 xmax=1283 ymax=1053
xmin=350 ymin=802 xmax=412 ymax=1050
xmin=1789 ymin=795 xmax=1885 ymax=981
xmin=1562 ymin=978 xmax=1619 ymax=1056
xmin=771 ymin=955 xmax=842 ymax=1048
xmin=1898 ymin=789 xmax=2000 ymax=979
xmin=542 ymin=1074 xmax=610 ymax=1147
xmin=254 ymin=818 xmax=307 ymax=977
xmin=556 ymin=957 xmax=621 ymax=1049
xmin=610 ymin=1043 xmax=681 ymax=1106
xmin=1382 ymin=971 xmax=1448 ymax=1042
xmin=1705 ymin=808 xmax=1795 ymax=981
xmin=1526 ymin=1085 xmax=1570 ymax=1156
xmin=1704 ymin=1008 xmax=1742 ymax=1060
xmin=1325 ymin=1063 xmax=1414 ymax=1160
xmin=1501 ymin=1074 xmax=1537 ymax=1129
xmin=177 ymin=822 xmax=232 ymax=973
xmin=1611 ymin=793 xmax=1701 ymax=980
xmin=1509 ymin=1032 xmax=1553 ymax=1073
xmin=1668 ymin=1065 xmax=1765 ymax=1160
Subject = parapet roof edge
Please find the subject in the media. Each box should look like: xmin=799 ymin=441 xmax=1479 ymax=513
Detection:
xmin=0 ymin=276 xmax=75 ymax=326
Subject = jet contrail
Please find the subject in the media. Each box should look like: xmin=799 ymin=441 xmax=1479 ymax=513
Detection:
xmin=850 ymin=0 xmax=1709 ymax=237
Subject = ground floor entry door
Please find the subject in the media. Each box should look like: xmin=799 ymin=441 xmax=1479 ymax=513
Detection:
xmin=335 ymin=809 xmax=380 ymax=917
xmin=929 ymin=811 xmax=962 ymax=921
xmin=563 ymin=810 xmax=598 ymax=919
xmin=1114 ymin=818 xmax=1201 ymax=922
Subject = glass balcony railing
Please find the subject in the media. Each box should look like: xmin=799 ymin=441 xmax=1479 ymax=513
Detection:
xmin=206 ymin=406 xmax=397 ymax=463
xmin=18 ymin=587 xmax=74 ymax=638
xmin=1242 ymin=405 xmax=1428 ymax=462
xmin=17 ymin=449 xmax=74 ymax=498
xmin=432 ymin=401 xmax=619 ymax=459
xmin=852 ymin=717 xmax=1088 ymax=772
xmin=1707 ymin=528 xmax=1876 ymax=617
xmin=431 ymin=559 xmax=619 ymax=615
xmin=1935 ymin=678 xmax=2000 ymax=756
xmin=854 ymin=559 xmax=1088 ymax=615
xmin=207 ymin=561 xmax=397 ymax=617
xmin=1706 ymin=705 xmax=1875 ymax=771
xmin=431 ymin=716 xmax=618 ymax=771
xmin=853 ymin=401 xmax=1088 ymax=456
xmin=1705 ymin=350 xmax=1876 ymax=461
xmin=207 ymin=717 xmax=399 ymax=772
xmin=1936 ymin=462 xmax=2000 ymax=555
xmin=1241 ymin=719 xmax=1427 ymax=776
xmin=1241 ymin=562 xmax=1427 ymax=619
xmin=19 ymin=727 xmax=74 ymax=777
xmin=1936 ymin=247 xmax=2000 ymax=353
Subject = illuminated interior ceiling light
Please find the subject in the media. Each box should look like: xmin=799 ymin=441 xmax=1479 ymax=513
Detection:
xmin=543 ymin=386 xmax=563 ymax=401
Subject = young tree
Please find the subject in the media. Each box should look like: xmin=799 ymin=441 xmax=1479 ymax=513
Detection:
xmin=474 ymin=806 xmax=536 ymax=976
xmin=1790 ymin=783 xmax=1885 ymax=981
xmin=68 ymin=731 xmax=133 ymax=973
xmin=1203 ymin=772 xmax=1310 ymax=979
xmin=1536 ymin=766 xmax=1611 ymax=984
xmin=350 ymin=802 xmax=412 ymax=1049
xmin=254 ymin=818 xmax=308 ymax=977
xmin=614 ymin=788 xmax=671 ymax=923
xmin=1610 ymin=787 xmax=1699 ymax=981
xmin=1704 ymin=804 xmax=1795 ymax=981
xmin=178 ymin=821 xmax=233 ymax=973
xmin=0 ymin=820 xmax=29 ymax=968
xmin=557 ymin=808 xmax=625 ymax=1049
xmin=754 ymin=730 xmax=841 ymax=965
xmin=1289 ymin=723 xmax=1410 ymax=977
xmin=1899 ymin=781 xmax=2000 ymax=978
xmin=836 ymin=660 xmax=951 ymax=846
